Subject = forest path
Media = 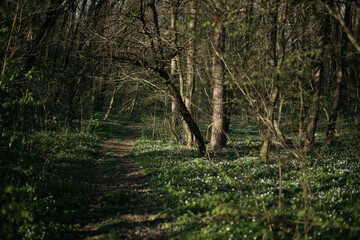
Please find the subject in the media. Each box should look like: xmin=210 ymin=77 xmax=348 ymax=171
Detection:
xmin=74 ymin=124 xmax=170 ymax=239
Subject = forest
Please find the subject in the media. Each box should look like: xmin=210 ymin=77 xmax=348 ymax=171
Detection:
xmin=1 ymin=0 xmax=360 ymax=239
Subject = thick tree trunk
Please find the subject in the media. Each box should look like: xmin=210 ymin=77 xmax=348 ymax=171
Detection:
xmin=210 ymin=16 xmax=226 ymax=149
xmin=170 ymin=1 xmax=178 ymax=129
xmin=304 ymin=14 xmax=330 ymax=150
xmin=183 ymin=0 xmax=197 ymax=148
xmin=325 ymin=3 xmax=350 ymax=145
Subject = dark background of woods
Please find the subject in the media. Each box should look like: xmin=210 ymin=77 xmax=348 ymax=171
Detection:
xmin=1 ymin=0 xmax=360 ymax=239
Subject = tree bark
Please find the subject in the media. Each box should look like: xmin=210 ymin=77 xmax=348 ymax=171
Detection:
xmin=156 ymin=68 xmax=206 ymax=156
xmin=259 ymin=0 xmax=280 ymax=160
xmin=183 ymin=0 xmax=197 ymax=148
xmin=210 ymin=10 xmax=226 ymax=149
xmin=260 ymin=87 xmax=279 ymax=159
xmin=25 ymin=1 xmax=64 ymax=71
xmin=304 ymin=13 xmax=330 ymax=150
xmin=171 ymin=88 xmax=178 ymax=127
xmin=94 ymin=77 xmax=107 ymax=112
xmin=223 ymin=86 xmax=232 ymax=133
xmin=325 ymin=3 xmax=360 ymax=54
xmin=170 ymin=24 xmax=178 ymax=128
xmin=104 ymin=83 xmax=120 ymax=121
xmin=170 ymin=0 xmax=179 ymax=129
xmin=325 ymin=3 xmax=350 ymax=145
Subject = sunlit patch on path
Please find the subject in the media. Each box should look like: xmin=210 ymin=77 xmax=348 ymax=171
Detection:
xmin=73 ymin=125 xmax=170 ymax=239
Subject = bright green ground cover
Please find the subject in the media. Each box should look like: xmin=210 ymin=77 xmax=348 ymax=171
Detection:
xmin=132 ymin=123 xmax=360 ymax=239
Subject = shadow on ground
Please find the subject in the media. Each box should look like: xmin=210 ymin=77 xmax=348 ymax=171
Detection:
xmin=55 ymin=124 xmax=172 ymax=239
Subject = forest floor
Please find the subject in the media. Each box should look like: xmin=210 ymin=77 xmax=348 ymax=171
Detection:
xmin=71 ymin=124 xmax=170 ymax=239
xmin=4 ymin=119 xmax=360 ymax=239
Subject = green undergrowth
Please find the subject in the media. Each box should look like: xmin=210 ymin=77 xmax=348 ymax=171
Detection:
xmin=132 ymin=131 xmax=360 ymax=239
xmin=1 ymin=115 xmax=134 ymax=239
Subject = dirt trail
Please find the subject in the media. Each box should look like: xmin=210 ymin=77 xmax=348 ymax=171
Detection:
xmin=74 ymin=124 xmax=170 ymax=239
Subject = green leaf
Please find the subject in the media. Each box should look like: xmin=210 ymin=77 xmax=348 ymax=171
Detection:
xmin=297 ymin=210 xmax=305 ymax=219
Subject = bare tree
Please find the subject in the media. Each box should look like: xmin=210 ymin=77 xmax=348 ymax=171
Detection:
xmin=183 ymin=0 xmax=197 ymax=148
xmin=259 ymin=0 xmax=281 ymax=160
xmin=210 ymin=0 xmax=227 ymax=149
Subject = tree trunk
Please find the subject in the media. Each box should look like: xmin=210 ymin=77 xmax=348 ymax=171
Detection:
xmin=304 ymin=13 xmax=330 ymax=150
xmin=210 ymin=12 xmax=226 ymax=149
xmin=171 ymin=96 xmax=177 ymax=127
xmin=260 ymin=87 xmax=279 ymax=159
xmin=104 ymin=84 xmax=120 ymax=121
xmin=325 ymin=3 xmax=360 ymax=54
xmin=355 ymin=77 xmax=359 ymax=129
xmin=170 ymin=1 xmax=178 ymax=129
xmin=183 ymin=0 xmax=197 ymax=148
xmin=94 ymin=77 xmax=107 ymax=112
xmin=259 ymin=0 xmax=280 ymax=160
xmin=223 ymin=86 xmax=231 ymax=133
xmin=25 ymin=3 xmax=63 ymax=71
xmin=65 ymin=77 xmax=81 ymax=125
xmin=170 ymin=55 xmax=178 ymax=128
xmin=155 ymin=68 xmax=206 ymax=156
xmin=325 ymin=3 xmax=350 ymax=145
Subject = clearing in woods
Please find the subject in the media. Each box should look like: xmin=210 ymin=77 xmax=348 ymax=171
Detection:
xmin=72 ymin=124 xmax=170 ymax=239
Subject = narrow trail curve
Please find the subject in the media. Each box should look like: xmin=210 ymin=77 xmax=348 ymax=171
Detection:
xmin=74 ymin=124 xmax=170 ymax=239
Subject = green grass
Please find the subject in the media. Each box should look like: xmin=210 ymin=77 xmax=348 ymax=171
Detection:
xmin=2 ymin=114 xmax=359 ymax=239
xmin=0 ymin=114 xmax=137 ymax=239
xmin=132 ymin=129 xmax=360 ymax=239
